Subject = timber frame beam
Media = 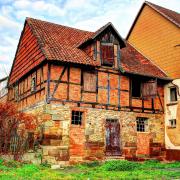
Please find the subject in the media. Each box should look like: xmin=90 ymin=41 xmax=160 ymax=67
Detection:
xmin=50 ymin=65 xmax=68 ymax=99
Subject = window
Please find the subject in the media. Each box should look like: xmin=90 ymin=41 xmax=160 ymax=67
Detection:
xmin=83 ymin=72 xmax=96 ymax=92
xmin=169 ymin=119 xmax=176 ymax=128
xmin=31 ymin=77 xmax=36 ymax=92
xmin=14 ymin=85 xmax=18 ymax=101
xmin=101 ymin=44 xmax=114 ymax=66
xmin=170 ymin=87 xmax=177 ymax=102
xmin=71 ymin=111 xmax=83 ymax=125
xmin=136 ymin=117 xmax=148 ymax=132
xmin=142 ymin=80 xmax=157 ymax=98
xmin=132 ymin=79 xmax=141 ymax=98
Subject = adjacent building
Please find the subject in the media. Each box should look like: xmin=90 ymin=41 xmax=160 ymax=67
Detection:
xmin=0 ymin=76 xmax=8 ymax=103
xmin=8 ymin=17 xmax=170 ymax=164
xmin=127 ymin=1 xmax=180 ymax=160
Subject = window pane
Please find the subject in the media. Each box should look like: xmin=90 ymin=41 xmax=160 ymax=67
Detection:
xmin=136 ymin=117 xmax=148 ymax=132
xmin=170 ymin=88 xmax=177 ymax=102
xmin=132 ymin=79 xmax=141 ymax=97
xmin=101 ymin=45 xmax=114 ymax=66
xmin=71 ymin=111 xmax=83 ymax=125
xmin=31 ymin=77 xmax=36 ymax=92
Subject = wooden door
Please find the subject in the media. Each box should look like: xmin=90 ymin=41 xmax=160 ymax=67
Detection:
xmin=105 ymin=119 xmax=121 ymax=156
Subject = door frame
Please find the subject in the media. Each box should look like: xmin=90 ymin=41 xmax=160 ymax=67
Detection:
xmin=105 ymin=119 xmax=121 ymax=156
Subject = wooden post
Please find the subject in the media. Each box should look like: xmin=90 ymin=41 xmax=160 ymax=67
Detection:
xmin=67 ymin=66 xmax=70 ymax=100
xmin=114 ymin=44 xmax=118 ymax=69
xmin=129 ymin=78 xmax=132 ymax=111
xmin=46 ymin=63 xmax=51 ymax=104
xmin=96 ymin=41 xmax=101 ymax=64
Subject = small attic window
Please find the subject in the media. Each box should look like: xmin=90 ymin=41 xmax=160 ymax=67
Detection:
xmin=101 ymin=43 xmax=114 ymax=66
xmin=31 ymin=77 xmax=36 ymax=92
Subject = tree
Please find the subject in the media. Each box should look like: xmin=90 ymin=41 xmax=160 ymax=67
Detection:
xmin=0 ymin=102 xmax=39 ymax=160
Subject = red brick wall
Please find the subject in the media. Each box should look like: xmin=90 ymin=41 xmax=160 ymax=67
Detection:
xmin=8 ymin=64 xmax=47 ymax=109
xmin=50 ymin=64 xmax=164 ymax=111
xmin=9 ymin=23 xmax=45 ymax=85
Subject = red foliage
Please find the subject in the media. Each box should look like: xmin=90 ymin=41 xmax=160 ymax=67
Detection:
xmin=0 ymin=102 xmax=38 ymax=160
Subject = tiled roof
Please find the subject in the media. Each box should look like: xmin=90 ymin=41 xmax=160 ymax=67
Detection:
xmin=27 ymin=18 xmax=167 ymax=79
xmin=27 ymin=18 xmax=99 ymax=66
xmin=79 ymin=22 xmax=126 ymax=48
xmin=146 ymin=1 xmax=180 ymax=27
xmin=121 ymin=43 xmax=167 ymax=78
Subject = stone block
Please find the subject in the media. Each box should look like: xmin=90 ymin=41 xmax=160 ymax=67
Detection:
xmin=42 ymin=114 xmax=52 ymax=120
xmin=57 ymin=146 xmax=69 ymax=150
xmin=48 ymin=149 xmax=60 ymax=156
xmin=44 ymin=120 xmax=54 ymax=127
xmin=51 ymin=165 xmax=60 ymax=169
xmin=52 ymin=114 xmax=63 ymax=121
xmin=50 ymin=139 xmax=62 ymax=146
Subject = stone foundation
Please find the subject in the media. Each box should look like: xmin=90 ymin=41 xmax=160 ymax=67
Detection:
xmin=24 ymin=102 xmax=165 ymax=165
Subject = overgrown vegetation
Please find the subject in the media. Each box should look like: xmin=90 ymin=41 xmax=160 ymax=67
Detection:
xmin=0 ymin=159 xmax=180 ymax=179
xmin=0 ymin=102 xmax=41 ymax=160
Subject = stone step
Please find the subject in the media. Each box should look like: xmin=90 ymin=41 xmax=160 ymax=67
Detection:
xmin=105 ymin=156 xmax=125 ymax=161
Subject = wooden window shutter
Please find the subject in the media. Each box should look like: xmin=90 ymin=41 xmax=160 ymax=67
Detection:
xmin=142 ymin=80 xmax=157 ymax=98
xmin=83 ymin=72 xmax=96 ymax=92
xmin=101 ymin=45 xmax=114 ymax=66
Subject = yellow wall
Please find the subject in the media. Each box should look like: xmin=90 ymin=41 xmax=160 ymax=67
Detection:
xmin=128 ymin=5 xmax=180 ymax=79
xmin=165 ymin=80 xmax=180 ymax=149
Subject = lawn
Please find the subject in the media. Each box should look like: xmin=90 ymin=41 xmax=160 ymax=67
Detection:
xmin=0 ymin=159 xmax=180 ymax=180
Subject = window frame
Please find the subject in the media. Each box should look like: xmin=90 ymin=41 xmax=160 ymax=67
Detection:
xmin=136 ymin=117 xmax=148 ymax=132
xmin=71 ymin=110 xmax=83 ymax=126
xmin=169 ymin=119 xmax=176 ymax=128
xmin=31 ymin=76 xmax=36 ymax=92
xmin=131 ymin=78 xmax=142 ymax=98
xmin=170 ymin=87 xmax=177 ymax=102
xmin=100 ymin=42 xmax=114 ymax=67
xmin=14 ymin=85 xmax=18 ymax=101
xmin=83 ymin=71 xmax=97 ymax=93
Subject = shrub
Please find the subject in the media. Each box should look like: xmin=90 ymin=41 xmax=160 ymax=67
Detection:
xmin=4 ymin=160 xmax=22 ymax=168
xmin=0 ymin=102 xmax=40 ymax=160
xmin=102 ymin=160 xmax=139 ymax=171
xmin=40 ymin=161 xmax=51 ymax=168
xmin=0 ymin=159 xmax=4 ymax=165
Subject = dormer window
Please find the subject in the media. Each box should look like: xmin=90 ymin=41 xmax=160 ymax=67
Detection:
xmin=101 ymin=43 xmax=114 ymax=66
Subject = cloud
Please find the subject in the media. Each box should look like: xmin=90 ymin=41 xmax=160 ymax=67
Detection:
xmin=0 ymin=15 xmax=19 ymax=29
xmin=0 ymin=0 xmax=179 ymax=79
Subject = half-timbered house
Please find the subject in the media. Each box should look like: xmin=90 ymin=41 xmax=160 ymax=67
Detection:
xmin=8 ymin=18 xmax=170 ymax=164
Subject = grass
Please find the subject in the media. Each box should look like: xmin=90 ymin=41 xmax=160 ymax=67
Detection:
xmin=0 ymin=159 xmax=180 ymax=180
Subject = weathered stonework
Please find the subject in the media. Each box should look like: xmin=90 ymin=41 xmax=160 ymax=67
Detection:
xmin=24 ymin=102 xmax=165 ymax=165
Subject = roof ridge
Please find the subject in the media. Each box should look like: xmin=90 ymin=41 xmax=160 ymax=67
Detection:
xmin=145 ymin=1 xmax=180 ymax=27
xmin=145 ymin=1 xmax=179 ymax=14
xmin=26 ymin=17 xmax=94 ymax=34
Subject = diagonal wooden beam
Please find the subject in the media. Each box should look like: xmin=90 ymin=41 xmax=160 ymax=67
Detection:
xmin=157 ymin=91 xmax=164 ymax=112
xmin=51 ymin=66 xmax=67 ymax=98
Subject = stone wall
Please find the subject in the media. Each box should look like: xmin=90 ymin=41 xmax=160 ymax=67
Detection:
xmin=24 ymin=102 xmax=165 ymax=165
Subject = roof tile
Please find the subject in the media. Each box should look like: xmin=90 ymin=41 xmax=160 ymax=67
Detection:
xmin=27 ymin=18 xmax=167 ymax=79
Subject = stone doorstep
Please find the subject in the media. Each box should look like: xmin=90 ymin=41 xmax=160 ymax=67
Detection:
xmin=105 ymin=156 xmax=125 ymax=161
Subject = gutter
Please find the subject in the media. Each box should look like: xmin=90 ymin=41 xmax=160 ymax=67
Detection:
xmin=119 ymin=67 xmax=172 ymax=81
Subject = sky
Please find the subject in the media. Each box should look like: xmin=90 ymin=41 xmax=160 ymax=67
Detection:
xmin=0 ymin=0 xmax=179 ymax=79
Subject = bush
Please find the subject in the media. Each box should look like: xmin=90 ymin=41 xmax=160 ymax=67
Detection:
xmin=102 ymin=160 xmax=139 ymax=171
xmin=0 ymin=159 xmax=4 ymax=165
xmin=82 ymin=161 xmax=100 ymax=168
xmin=144 ymin=160 xmax=160 ymax=164
xmin=0 ymin=102 xmax=40 ymax=161
xmin=40 ymin=161 xmax=51 ymax=168
xmin=4 ymin=160 xmax=22 ymax=168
